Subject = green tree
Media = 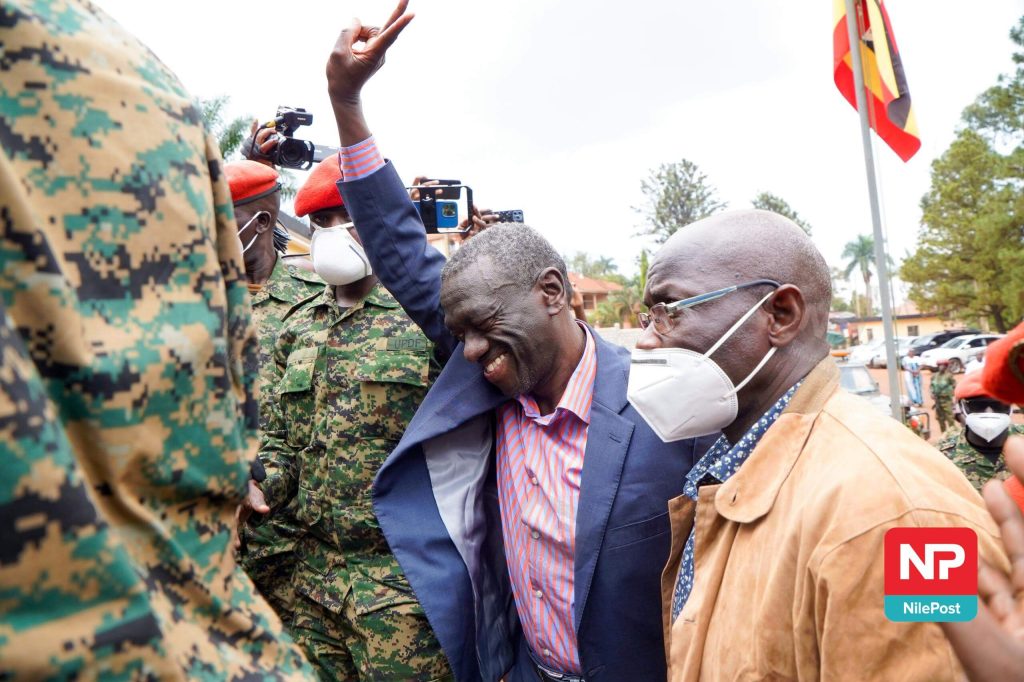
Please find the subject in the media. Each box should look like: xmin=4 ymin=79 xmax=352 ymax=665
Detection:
xmin=901 ymin=129 xmax=1022 ymax=332
xmin=841 ymin=235 xmax=876 ymax=317
xmin=197 ymin=95 xmax=251 ymax=160
xmin=830 ymin=296 xmax=853 ymax=313
xmin=634 ymin=159 xmax=726 ymax=243
xmin=564 ymin=252 xmax=627 ymax=284
xmin=902 ymin=15 xmax=1024 ymax=333
xmin=637 ymin=249 xmax=650 ymax=293
xmin=750 ymin=191 xmax=813 ymax=235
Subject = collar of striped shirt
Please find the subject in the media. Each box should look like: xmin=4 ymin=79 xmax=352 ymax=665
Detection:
xmin=513 ymin=323 xmax=596 ymax=426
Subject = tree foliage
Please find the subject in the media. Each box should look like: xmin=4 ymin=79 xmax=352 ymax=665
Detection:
xmin=564 ymin=252 xmax=626 ymax=284
xmin=197 ymin=95 xmax=251 ymax=161
xmin=901 ymin=15 xmax=1024 ymax=333
xmin=751 ymin=191 xmax=813 ymax=235
xmin=842 ymin=235 xmax=876 ymax=317
xmin=634 ymin=159 xmax=726 ymax=243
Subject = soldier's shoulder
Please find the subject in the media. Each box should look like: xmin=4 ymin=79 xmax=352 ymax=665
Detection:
xmin=264 ymin=261 xmax=324 ymax=304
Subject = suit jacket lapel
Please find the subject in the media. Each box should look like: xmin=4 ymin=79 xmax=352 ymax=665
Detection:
xmin=573 ymin=333 xmax=634 ymax=632
xmin=399 ymin=343 xmax=506 ymax=451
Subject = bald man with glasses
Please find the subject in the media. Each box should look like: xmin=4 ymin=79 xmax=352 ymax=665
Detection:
xmin=632 ymin=209 xmax=1009 ymax=681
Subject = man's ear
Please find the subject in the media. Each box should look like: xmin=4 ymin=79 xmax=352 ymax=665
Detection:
xmin=536 ymin=268 xmax=568 ymax=316
xmin=255 ymin=210 xmax=274 ymax=234
xmin=766 ymin=284 xmax=805 ymax=348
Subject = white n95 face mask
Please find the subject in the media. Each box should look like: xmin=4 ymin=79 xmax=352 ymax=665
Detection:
xmin=310 ymin=223 xmax=372 ymax=286
xmin=964 ymin=412 xmax=1011 ymax=444
xmin=627 ymin=291 xmax=777 ymax=442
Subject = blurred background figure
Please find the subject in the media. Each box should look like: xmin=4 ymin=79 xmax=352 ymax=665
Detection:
xmin=939 ymin=371 xmax=1024 ymax=491
xmin=931 ymin=358 xmax=956 ymax=434
xmin=903 ymin=347 xmax=924 ymax=406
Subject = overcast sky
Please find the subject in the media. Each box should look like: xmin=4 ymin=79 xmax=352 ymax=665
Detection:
xmin=96 ymin=0 xmax=1023 ymax=300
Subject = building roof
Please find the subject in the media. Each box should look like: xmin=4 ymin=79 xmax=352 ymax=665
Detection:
xmin=568 ymin=272 xmax=624 ymax=295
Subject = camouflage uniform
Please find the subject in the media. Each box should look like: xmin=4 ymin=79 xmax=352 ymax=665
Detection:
xmin=0 ymin=1 xmax=313 ymax=678
xmin=241 ymin=258 xmax=322 ymax=624
xmin=930 ymin=371 xmax=956 ymax=434
xmin=938 ymin=424 xmax=1024 ymax=491
xmin=260 ymin=283 xmax=452 ymax=681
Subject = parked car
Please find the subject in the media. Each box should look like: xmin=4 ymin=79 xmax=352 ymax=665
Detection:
xmin=866 ymin=336 xmax=917 ymax=368
xmin=919 ymin=333 xmax=1003 ymax=373
xmin=838 ymin=362 xmax=905 ymax=417
xmin=908 ymin=329 xmax=980 ymax=356
xmin=848 ymin=339 xmax=885 ymax=365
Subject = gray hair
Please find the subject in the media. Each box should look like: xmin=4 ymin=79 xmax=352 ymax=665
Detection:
xmin=441 ymin=223 xmax=573 ymax=301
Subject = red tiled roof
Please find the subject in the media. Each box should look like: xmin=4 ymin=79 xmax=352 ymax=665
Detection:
xmin=568 ymin=272 xmax=623 ymax=294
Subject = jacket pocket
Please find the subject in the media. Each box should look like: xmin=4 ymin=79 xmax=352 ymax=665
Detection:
xmin=354 ymin=350 xmax=430 ymax=440
xmin=604 ymin=511 xmax=670 ymax=550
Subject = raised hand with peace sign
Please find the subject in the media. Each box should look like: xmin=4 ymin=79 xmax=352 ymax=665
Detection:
xmin=327 ymin=0 xmax=414 ymax=146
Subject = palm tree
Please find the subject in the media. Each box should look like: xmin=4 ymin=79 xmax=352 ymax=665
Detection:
xmin=842 ymin=235 xmax=875 ymax=317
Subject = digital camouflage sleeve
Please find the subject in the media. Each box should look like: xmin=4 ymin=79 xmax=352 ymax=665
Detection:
xmin=0 ymin=1 xmax=312 ymax=678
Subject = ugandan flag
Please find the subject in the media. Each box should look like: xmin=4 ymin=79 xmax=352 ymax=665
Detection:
xmin=833 ymin=0 xmax=921 ymax=161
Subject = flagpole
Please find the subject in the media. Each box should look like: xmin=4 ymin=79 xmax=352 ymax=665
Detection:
xmin=844 ymin=0 xmax=903 ymax=421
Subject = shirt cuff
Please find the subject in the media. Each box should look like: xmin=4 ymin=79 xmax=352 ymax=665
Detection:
xmin=339 ymin=135 xmax=385 ymax=181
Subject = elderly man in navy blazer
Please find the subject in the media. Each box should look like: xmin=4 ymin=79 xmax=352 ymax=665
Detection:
xmin=319 ymin=4 xmax=715 ymax=680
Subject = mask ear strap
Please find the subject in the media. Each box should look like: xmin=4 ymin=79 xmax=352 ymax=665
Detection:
xmin=704 ymin=290 xmax=776 ymax=359
xmin=727 ymin=346 xmax=777 ymax=397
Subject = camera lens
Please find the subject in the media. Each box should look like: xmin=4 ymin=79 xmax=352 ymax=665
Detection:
xmin=275 ymin=139 xmax=314 ymax=170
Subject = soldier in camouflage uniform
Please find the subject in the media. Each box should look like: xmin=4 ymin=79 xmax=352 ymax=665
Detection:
xmin=244 ymin=154 xmax=452 ymax=681
xmin=225 ymin=161 xmax=323 ymax=625
xmin=939 ymin=371 xmax=1024 ymax=492
xmin=930 ymin=358 xmax=956 ymax=435
xmin=0 ymin=1 xmax=313 ymax=677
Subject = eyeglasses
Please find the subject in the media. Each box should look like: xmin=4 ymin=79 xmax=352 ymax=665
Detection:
xmin=638 ymin=279 xmax=781 ymax=335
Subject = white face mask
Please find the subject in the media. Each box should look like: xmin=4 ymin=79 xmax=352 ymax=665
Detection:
xmin=627 ymin=291 xmax=777 ymax=442
xmin=310 ymin=222 xmax=372 ymax=286
xmin=237 ymin=211 xmax=268 ymax=254
xmin=964 ymin=412 xmax=1011 ymax=443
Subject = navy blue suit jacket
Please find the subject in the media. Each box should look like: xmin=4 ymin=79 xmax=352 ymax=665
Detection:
xmin=339 ymin=163 xmax=713 ymax=681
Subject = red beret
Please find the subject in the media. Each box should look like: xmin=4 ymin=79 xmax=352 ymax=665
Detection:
xmin=983 ymin=322 xmax=1024 ymax=405
xmin=954 ymin=370 xmax=989 ymax=401
xmin=225 ymin=160 xmax=280 ymax=205
xmin=295 ymin=154 xmax=344 ymax=217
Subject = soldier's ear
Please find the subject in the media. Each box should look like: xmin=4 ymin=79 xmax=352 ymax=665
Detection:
xmin=254 ymin=210 xmax=273 ymax=234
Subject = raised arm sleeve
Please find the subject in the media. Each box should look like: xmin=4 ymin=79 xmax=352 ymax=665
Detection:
xmin=338 ymin=158 xmax=456 ymax=362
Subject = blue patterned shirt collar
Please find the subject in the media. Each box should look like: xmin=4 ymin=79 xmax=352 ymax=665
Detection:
xmin=683 ymin=381 xmax=803 ymax=500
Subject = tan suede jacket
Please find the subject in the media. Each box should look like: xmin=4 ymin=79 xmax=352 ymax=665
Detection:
xmin=663 ymin=358 xmax=1008 ymax=681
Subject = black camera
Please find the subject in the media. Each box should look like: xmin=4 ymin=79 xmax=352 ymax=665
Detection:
xmin=270 ymin=106 xmax=315 ymax=170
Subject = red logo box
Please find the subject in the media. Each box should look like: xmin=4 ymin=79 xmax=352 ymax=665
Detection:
xmin=884 ymin=527 xmax=977 ymax=596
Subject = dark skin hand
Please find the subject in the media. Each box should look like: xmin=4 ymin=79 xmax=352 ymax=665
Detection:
xmin=409 ymin=176 xmax=499 ymax=239
xmin=941 ymin=434 xmax=1024 ymax=681
xmin=327 ymin=0 xmax=414 ymax=146
xmin=242 ymin=120 xmax=280 ymax=167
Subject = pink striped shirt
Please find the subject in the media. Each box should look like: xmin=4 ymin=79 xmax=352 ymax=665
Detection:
xmin=496 ymin=324 xmax=596 ymax=674
xmin=338 ymin=135 xmax=385 ymax=180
